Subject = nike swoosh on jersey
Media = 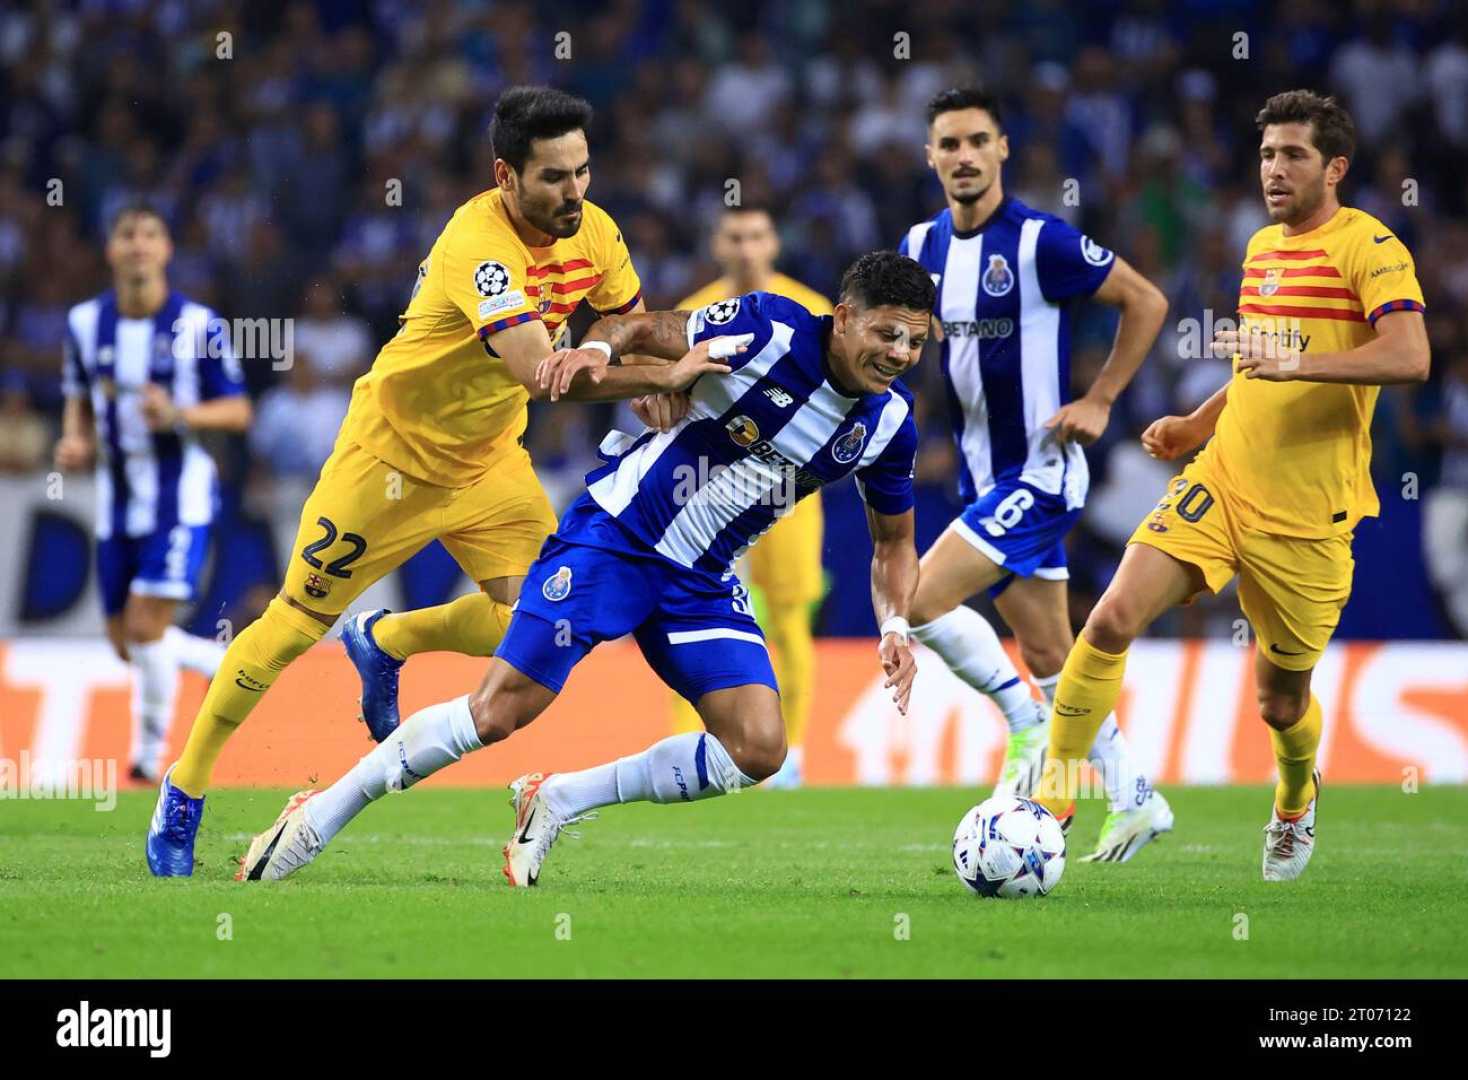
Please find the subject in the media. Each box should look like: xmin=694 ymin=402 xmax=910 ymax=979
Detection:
xmin=1373 ymin=234 xmax=1393 ymax=244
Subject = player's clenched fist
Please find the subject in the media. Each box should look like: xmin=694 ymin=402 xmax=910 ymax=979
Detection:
xmin=879 ymin=631 xmax=917 ymax=716
xmin=53 ymin=433 xmax=95 ymax=471
xmin=140 ymin=383 xmax=182 ymax=431
xmin=631 ymin=392 xmax=690 ymax=431
xmin=1141 ymin=414 xmax=1207 ymax=461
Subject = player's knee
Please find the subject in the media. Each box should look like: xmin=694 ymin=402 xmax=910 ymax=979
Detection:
xmin=909 ymin=596 xmax=949 ymax=629
xmin=1084 ymin=593 xmax=1143 ymax=653
xmin=738 ymin=730 xmax=787 ymax=784
xmin=466 ymin=685 xmax=515 ymax=745
xmin=122 ymin=608 xmax=166 ymax=645
xmin=1018 ymin=641 xmax=1068 ymax=681
xmin=1257 ymin=690 xmax=1308 ymax=731
xmin=467 ymin=668 xmax=544 ymax=745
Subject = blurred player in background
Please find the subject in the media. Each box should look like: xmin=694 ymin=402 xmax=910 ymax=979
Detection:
xmin=1038 ymin=91 xmax=1429 ymax=881
xmin=149 ymin=86 xmax=683 ymax=876
xmin=53 ymin=205 xmax=251 ymax=783
xmin=900 ymin=89 xmax=1173 ymax=862
xmin=236 ymin=252 xmax=930 ymax=887
xmin=670 ymin=204 xmax=831 ymax=788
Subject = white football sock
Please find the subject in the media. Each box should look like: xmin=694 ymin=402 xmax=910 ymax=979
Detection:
xmin=128 ymin=636 xmax=180 ymax=777
xmin=1035 ymin=673 xmax=1148 ymax=812
xmin=305 ymin=694 xmax=482 ymax=845
xmin=912 ymin=606 xmax=1042 ymax=732
xmin=164 ymin=625 xmax=227 ymax=676
xmin=543 ymin=732 xmax=755 ymax=818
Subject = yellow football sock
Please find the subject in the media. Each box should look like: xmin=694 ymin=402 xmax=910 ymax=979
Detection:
xmin=1271 ymin=695 xmax=1322 ymax=817
xmin=1037 ymin=634 xmax=1129 ymax=818
xmin=171 ymin=597 xmax=324 ymax=796
xmin=372 ymin=591 xmax=515 ymax=660
xmin=764 ymin=601 xmax=814 ymax=751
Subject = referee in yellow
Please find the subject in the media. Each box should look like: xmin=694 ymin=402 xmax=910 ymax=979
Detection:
xmin=671 ymin=203 xmax=830 ymax=787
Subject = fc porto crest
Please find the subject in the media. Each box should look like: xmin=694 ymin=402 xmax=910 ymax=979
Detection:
xmin=982 ymin=253 xmax=1014 ymax=297
xmin=1259 ymin=267 xmax=1282 ymax=297
xmin=726 ymin=414 xmax=760 ymax=447
xmin=542 ymin=565 xmax=573 ymax=601
xmin=831 ymin=420 xmax=868 ymax=464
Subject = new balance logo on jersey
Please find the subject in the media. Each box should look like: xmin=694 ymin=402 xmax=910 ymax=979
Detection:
xmin=763 ymin=386 xmax=794 ymax=408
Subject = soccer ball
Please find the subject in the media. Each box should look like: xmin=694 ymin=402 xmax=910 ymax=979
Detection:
xmin=952 ymin=795 xmax=1067 ymax=898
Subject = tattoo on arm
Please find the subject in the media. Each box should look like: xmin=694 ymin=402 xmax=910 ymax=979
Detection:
xmin=585 ymin=311 xmax=693 ymax=363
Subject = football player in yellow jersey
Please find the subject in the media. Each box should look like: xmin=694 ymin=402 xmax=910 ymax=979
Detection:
xmin=668 ymin=204 xmax=830 ymax=788
xmin=1036 ymin=91 xmax=1430 ymax=881
xmin=148 ymin=87 xmax=731 ymax=876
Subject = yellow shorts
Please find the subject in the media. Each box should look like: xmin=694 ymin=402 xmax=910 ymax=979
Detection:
xmin=280 ymin=440 xmax=556 ymax=617
xmin=1128 ymin=458 xmax=1353 ymax=671
xmin=744 ymin=493 xmax=825 ymax=607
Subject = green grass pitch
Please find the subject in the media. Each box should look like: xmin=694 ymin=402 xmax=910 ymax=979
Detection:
xmin=2 ymin=784 xmax=1465 ymax=979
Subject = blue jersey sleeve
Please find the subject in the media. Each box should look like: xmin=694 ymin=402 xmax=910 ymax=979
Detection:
xmin=1034 ymin=218 xmax=1116 ymax=302
xmin=199 ymin=310 xmax=246 ymax=399
xmin=62 ymin=322 xmax=88 ymax=397
xmin=686 ymin=291 xmax=781 ymax=371
xmin=855 ymin=412 xmax=917 ymax=516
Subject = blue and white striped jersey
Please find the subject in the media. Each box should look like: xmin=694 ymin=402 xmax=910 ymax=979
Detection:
xmin=899 ymin=197 xmax=1115 ymax=508
xmin=62 ymin=289 xmax=245 ymax=540
xmin=563 ymin=292 xmax=917 ymax=579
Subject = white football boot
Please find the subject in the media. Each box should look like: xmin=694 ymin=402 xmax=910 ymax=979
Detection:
xmin=1262 ymin=770 xmax=1320 ymax=882
xmin=993 ymin=708 xmax=1049 ymax=798
xmin=1080 ymin=788 xmax=1175 ymax=863
xmin=502 ymin=772 xmax=597 ymax=887
xmin=236 ymin=790 xmax=324 ymax=882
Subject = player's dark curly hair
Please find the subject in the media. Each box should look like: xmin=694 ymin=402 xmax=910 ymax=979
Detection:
xmin=927 ymin=86 xmax=1003 ymax=131
xmin=1256 ymin=90 xmax=1355 ymax=164
xmin=838 ymin=251 xmax=936 ymax=313
xmin=489 ymin=86 xmax=595 ymax=172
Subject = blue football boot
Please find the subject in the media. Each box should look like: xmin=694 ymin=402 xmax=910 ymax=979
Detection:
xmin=146 ymin=765 xmax=205 ymax=877
xmin=342 ymin=608 xmax=404 ymax=742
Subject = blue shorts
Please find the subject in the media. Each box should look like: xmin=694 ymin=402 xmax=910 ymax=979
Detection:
xmin=953 ymin=480 xmax=1081 ymax=598
xmin=496 ymin=534 xmax=777 ymax=703
xmin=97 ymin=524 xmax=211 ymax=616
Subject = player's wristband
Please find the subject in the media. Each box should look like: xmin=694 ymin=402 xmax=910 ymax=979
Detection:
xmin=880 ymin=616 xmax=911 ymax=641
xmin=581 ymin=339 xmax=614 ymax=363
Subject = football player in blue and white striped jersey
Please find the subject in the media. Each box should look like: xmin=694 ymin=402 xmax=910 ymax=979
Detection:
xmin=900 ymin=89 xmax=1175 ymax=862
xmin=54 ymin=206 xmax=252 ymax=782
xmin=235 ymin=252 xmax=933 ymax=886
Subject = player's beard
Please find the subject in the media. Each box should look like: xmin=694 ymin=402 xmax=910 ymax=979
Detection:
xmin=1273 ymin=177 xmax=1325 ymax=227
xmin=948 ymin=173 xmax=990 ymax=206
xmin=526 ymin=197 xmax=583 ymax=239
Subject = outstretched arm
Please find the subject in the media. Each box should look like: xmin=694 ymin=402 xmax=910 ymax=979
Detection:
xmin=582 ymin=310 xmax=695 ymax=363
xmin=867 ymin=505 xmax=919 ymax=715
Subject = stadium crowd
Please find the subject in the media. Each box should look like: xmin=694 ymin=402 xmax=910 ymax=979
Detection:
xmin=1 ymin=0 xmax=1466 ymax=637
